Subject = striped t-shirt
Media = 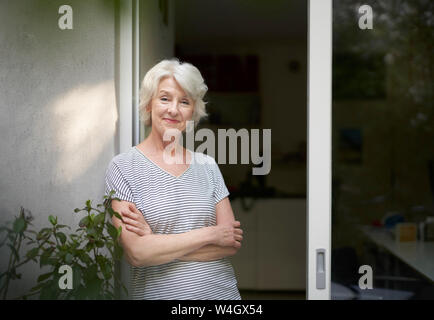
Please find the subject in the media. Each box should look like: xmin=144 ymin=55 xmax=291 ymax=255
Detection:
xmin=104 ymin=146 xmax=241 ymax=300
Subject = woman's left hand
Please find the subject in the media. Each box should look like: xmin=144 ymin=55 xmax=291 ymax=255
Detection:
xmin=120 ymin=203 xmax=153 ymax=236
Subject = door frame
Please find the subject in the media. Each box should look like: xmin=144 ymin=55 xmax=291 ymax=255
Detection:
xmin=117 ymin=0 xmax=140 ymax=299
xmin=307 ymin=0 xmax=332 ymax=300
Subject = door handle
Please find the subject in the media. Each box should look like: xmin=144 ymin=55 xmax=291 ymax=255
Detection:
xmin=316 ymin=248 xmax=326 ymax=289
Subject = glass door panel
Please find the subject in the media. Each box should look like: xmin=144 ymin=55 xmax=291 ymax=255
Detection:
xmin=331 ymin=0 xmax=434 ymax=300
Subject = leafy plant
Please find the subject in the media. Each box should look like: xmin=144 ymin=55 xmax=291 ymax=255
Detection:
xmin=0 ymin=191 xmax=127 ymax=300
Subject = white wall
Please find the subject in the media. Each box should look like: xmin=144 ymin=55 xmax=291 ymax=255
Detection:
xmin=0 ymin=0 xmax=118 ymax=298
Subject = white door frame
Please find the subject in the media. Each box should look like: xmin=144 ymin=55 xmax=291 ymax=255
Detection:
xmin=118 ymin=0 xmax=140 ymax=299
xmin=119 ymin=0 xmax=140 ymax=153
xmin=307 ymin=0 xmax=332 ymax=300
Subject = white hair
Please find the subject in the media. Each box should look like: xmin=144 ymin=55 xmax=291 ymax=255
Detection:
xmin=139 ymin=58 xmax=208 ymax=127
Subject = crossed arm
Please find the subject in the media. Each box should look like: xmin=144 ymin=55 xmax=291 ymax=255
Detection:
xmin=111 ymin=198 xmax=243 ymax=267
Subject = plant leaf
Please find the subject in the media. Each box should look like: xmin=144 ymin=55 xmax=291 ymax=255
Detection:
xmin=78 ymin=216 xmax=90 ymax=228
xmin=26 ymin=247 xmax=39 ymax=259
xmin=37 ymin=272 xmax=53 ymax=283
xmin=48 ymin=215 xmax=57 ymax=226
xmin=13 ymin=218 xmax=26 ymax=233
xmin=56 ymin=232 xmax=67 ymax=244
xmin=107 ymin=223 xmax=118 ymax=240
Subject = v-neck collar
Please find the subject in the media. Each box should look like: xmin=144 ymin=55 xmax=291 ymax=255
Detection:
xmin=133 ymin=146 xmax=194 ymax=179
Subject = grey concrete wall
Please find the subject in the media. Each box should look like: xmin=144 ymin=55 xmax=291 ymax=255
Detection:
xmin=0 ymin=0 xmax=118 ymax=298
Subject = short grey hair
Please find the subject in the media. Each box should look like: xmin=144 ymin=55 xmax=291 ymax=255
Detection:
xmin=139 ymin=58 xmax=208 ymax=127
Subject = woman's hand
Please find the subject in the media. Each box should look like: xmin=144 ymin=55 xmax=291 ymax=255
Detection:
xmin=116 ymin=202 xmax=152 ymax=236
xmin=213 ymin=221 xmax=243 ymax=248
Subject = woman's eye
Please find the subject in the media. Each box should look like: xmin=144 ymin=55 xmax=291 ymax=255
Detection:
xmin=160 ymin=97 xmax=168 ymax=101
xmin=182 ymin=100 xmax=189 ymax=105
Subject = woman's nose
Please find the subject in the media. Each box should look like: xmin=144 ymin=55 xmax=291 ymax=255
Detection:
xmin=167 ymin=101 xmax=179 ymax=114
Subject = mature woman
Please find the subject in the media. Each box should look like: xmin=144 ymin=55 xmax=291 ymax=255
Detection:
xmin=104 ymin=59 xmax=243 ymax=300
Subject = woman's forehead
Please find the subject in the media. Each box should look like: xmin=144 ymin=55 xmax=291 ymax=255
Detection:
xmin=157 ymin=80 xmax=190 ymax=98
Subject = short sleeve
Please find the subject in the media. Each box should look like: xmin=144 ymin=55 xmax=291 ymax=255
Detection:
xmin=104 ymin=160 xmax=134 ymax=203
xmin=209 ymin=158 xmax=230 ymax=205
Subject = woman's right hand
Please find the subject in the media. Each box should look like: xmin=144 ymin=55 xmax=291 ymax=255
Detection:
xmin=112 ymin=200 xmax=153 ymax=236
xmin=213 ymin=221 xmax=243 ymax=248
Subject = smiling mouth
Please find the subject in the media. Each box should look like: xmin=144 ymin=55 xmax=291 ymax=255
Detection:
xmin=163 ymin=118 xmax=180 ymax=123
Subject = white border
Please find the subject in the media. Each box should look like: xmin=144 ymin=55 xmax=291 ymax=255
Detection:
xmin=307 ymin=0 xmax=332 ymax=300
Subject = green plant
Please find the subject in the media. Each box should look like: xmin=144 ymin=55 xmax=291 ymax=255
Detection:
xmin=0 ymin=191 xmax=127 ymax=300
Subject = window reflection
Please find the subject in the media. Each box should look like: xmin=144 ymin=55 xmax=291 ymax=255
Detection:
xmin=332 ymin=0 xmax=434 ymax=300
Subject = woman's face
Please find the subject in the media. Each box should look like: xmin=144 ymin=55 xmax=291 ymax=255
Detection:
xmin=148 ymin=76 xmax=194 ymax=136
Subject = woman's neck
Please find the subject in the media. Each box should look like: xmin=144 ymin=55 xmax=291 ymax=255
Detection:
xmin=141 ymin=129 xmax=185 ymax=158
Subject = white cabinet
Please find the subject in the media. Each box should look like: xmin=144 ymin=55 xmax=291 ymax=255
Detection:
xmin=229 ymin=198 xmax=306 ymax=290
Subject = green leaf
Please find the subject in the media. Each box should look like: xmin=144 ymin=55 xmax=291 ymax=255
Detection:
xmin=78 ymin=216 xmax=90 ymax=228
xmin=13 ymin=218 xmax=26 ymax=233
xmin=86 ymin=227 xmax=97 ymax=237
xmin=107 ymin=223 xmax=118 ymax=240
xmin=94 ymin=213 xmax=105 ymax=225
xmin=48 ymin=215 xmax=57 ymax=226
xmin=87 ymin=277 xmax=103 ymax=298
xmin=117 ymin=226 xmax=122 ymax=237
xmin=95 ymin=240 xmax=104 ymax=248
xmin=56 ymin=224 xmax=70 ymax=230
xmin=113 ymin=244 xmax=123 ymax=260
xmin=73 ymin=267 xmax=82 ymax=289
xmin=86 ymin=200 xmax=92 ymax=211
xmin=102 ymin=261 xmax=112 ymax=280
xmin=78 ymin=252 xmax=92 ymax=264
xmin=74 ymin=208 xmax=81 ymax=213
xmin=37 ymin=272 xmax=53 ymax=283
xmin=65 ymin=253 xmax=73 ymax=264
xmin=37 ymin=227 xmax=52 ymax=240
xmin=39 ymin=283 xmax=58 ymax=300
xmin=85 ymin=241 xmax=94 ymax=252
xmin=26 ymin=247 xmax=39 ymax=259
xmin=56 ymin=232 xmax=67 ymax=244
xmin=40 ymin=255 xmax=50 ymax=267
xmin=112 ymin=211 xmax=123 ymax=222
xmin=39 ymin=248 xmax=55 ymax=267
xmin=30 ymin=280 xmax=49 ymax=292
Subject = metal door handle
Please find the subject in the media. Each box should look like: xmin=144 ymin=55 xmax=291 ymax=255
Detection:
xmin=316 ymin=248 xmax=326 ymax=289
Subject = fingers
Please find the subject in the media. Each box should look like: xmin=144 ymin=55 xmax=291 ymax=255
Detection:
xmin=232 ymin=221 xmax=241 ymax=228
xmin=121 ymin=210 xmax=139 ymax=220
xmin=233 ymin=241 xmax=241 ymax=249
xmin=129 ymin=203 xmax=143 ymax=216
xmin=234 ymin=228 xmax=243 ymax=235
xmin=125 ymin=224 xmax=146 ymax=236
xmin=123 ymin=217 xmax=140 ymax=228
xmin=234 ymin=234 xmax=243 ymax=242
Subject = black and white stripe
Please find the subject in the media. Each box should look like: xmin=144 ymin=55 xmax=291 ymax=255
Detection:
xmin=104 ymin=146 xmax=241 ymax=300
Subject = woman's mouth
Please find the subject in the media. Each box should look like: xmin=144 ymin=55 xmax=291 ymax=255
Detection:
xmin=163 ymin=118 xmax=180 ymax=124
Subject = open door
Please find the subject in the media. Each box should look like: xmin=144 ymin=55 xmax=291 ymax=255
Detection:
xmin=308 ymin=0 xmax=434 ymax=300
